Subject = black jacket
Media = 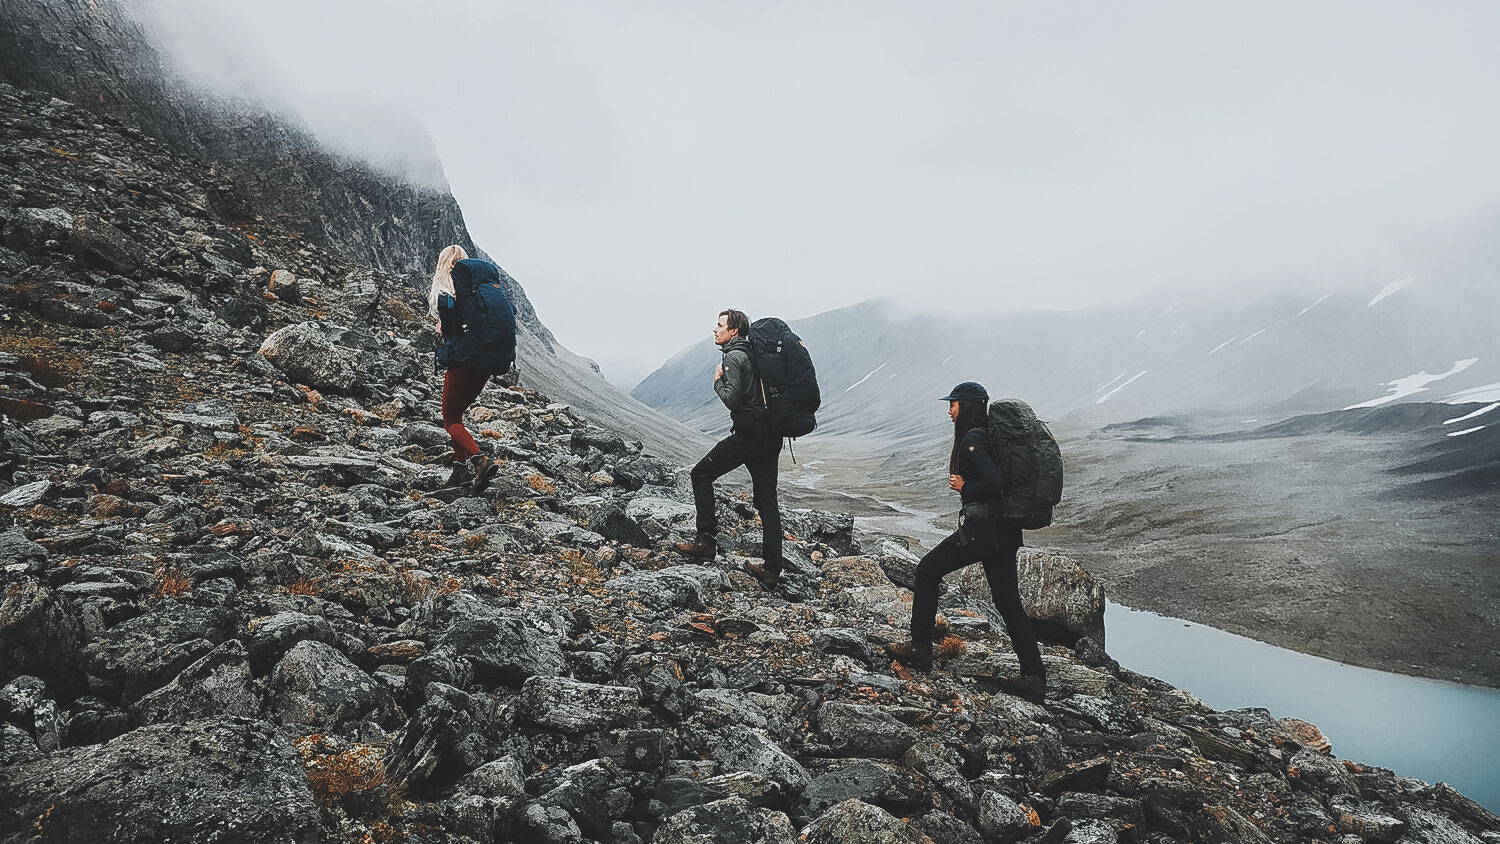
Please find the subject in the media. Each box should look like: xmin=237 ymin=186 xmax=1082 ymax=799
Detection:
xmin=715 ymin=337 xmax=767 ymax=434
xmin=954 ymin=428 xmax=1004 ymax=505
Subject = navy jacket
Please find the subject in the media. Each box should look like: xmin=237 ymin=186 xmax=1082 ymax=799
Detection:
xmin=954 ymin=428 xmax=1004 ymax=505
xmin=436 ymin=258 xmax=517 ymax=375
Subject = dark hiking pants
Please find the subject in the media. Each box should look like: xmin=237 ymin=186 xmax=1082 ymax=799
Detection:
xmin=911 ymin=518 xmax=1045 ymax=678
xmin=690 ymin=432 xmax=783 ymax=570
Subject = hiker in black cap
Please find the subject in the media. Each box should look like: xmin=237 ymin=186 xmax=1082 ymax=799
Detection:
xmin=886 ymin=381 xmax=1047 ymax=702
xmin=674 ymin=308 xmax=785 ymax=588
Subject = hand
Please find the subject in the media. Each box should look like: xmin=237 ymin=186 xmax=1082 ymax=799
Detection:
xmin=949 ymin=474 xmax=964 ymax=491
xmin=714 ymin=363 xmax=724 ymax=382
xmin=433 ymin=322 xmax=443 ymax=335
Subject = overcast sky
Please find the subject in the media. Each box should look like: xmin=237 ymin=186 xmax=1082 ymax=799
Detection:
xmin=137 ymin=1 xmax=1500 ymax=389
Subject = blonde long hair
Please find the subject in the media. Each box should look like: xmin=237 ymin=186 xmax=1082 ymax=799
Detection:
xmin=427 ymin=244 xmax=468 ymax=317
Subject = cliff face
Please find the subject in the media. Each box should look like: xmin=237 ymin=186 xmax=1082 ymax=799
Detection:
xmin=0 ymin=0 xmax=706 ymax=460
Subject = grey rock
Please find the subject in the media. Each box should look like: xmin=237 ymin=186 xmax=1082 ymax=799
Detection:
xmin=59 ymin=695 xmax=130 ymax=748
xmin=258 ymin=321 xmax=363 ymax=394
xmin=81 ymin=603 xmax=228 ymax=702
xmin=588 ymin=503 xmax=652 ymax=546
xmin=1288 ymin=747 xmax=1358 ymax=796
xmin=0 ymin=528 xmax=46 ymax=566
xmin=624 ymin=494 xmax=697 ymax=539
xmin=267 ymin=639 xmax=398 ymax=731
xmin=245 ymin=611 xmax=337 ymax=673
xmin=435 ymin=605 xmax=568 ymax=688
xmin=3 ymin=207 xmax=73 ymax=252
xmin=517 ymin=675 xmax=642 ymax=733
xmin=605 ymin=564 xmax=728 ymax=611
xmin=812 ymin=627 xmax=870 ymax=658
xmin=0 ymin=480 xmax=51 ymax=507
xmin=0 ymin=722 xmax=40 ymax=765
xmin=384 ymin=683 xmax=485 ymax=795
xmin=801 ymin=798 xmax=931 ymax=844
xmin=71 ymin=212 xmax=144 ymax=273
xmin=653 ymin=797 xmax=798 ymax=844
xmin=977 ymin=789 xmax=1036 ymax=843
xmin=515 ymin=802 xmax=586 ymax=844
xmin=130 ymin=638 xmax=260 ymax=725
xmin=817 ymin=701 xmax=920 ymax=758
xmin=0 ymin=717 xmax=320 ymax=844
xmin=0 ymin=582 xmax=87 ymax=697
xmin=803 ymin=761 xmax=901 ymax=817
xmin=954 ymin=548 xmax=1105 ymax=647
xmin=1063 ymin=819 xmax=1119 ymax=844
xmin=710 ymin=725 xmax=810 ymax=794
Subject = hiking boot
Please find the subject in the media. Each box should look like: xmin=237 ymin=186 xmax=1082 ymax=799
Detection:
xmin=743 ymin=560 xmax=781 ymax=589
xmin=885 ymin=640 xmax=934 ymax=670
xmin=1005 ymin=673 xmax=1047 ymax=704
xmin=444 ymin=460 xmax=474 ymax=489
xmin=468 ymin=454 xmax=497 ymax=495
xmin=674 ymin=533 xmax=718 ymax=559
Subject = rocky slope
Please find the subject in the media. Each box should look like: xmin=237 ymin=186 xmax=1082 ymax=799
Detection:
xmin=0 ymin=0 xmax=707 ymax=463
xmin=1 ymin=79 xmax=1499 ymax=844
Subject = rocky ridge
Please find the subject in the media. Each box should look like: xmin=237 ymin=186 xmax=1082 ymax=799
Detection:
xmin=1 ymin=81 xmax=1498 ymax=844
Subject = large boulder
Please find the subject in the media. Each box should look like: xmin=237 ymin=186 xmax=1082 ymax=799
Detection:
xmin=258 ymin=321 xmax=363 ymax=394
xmin=517 ymin=676 xmax=642 ymax=733
xmin=434 ymin=606 xmax=568 ymax=688
xmin=0 ymin=717 xmax=320 ymax=844
xmin=267 ymin=639 xmax=399 ymax=731
xmin=71 ymin=213 xmax=144 ymax=274
xmin=802 ymin=798 xmax=933 ymax=844
xmin=953 ymin=548 xmax=1105 ymax=647
xmin=653 ymin=797 xmax=798 ymax=844
xmin=244 ymin=611 xmax=337 ymax=674
xmin=817 ymin=702 xmax=920 ymax=759
xmin=710 ymin=725 xmax=810 ymax=795
xmin=129 ymin=639 xmax=260 ymax=725
xmin=605 ymin=565 xmax=728 ymax=611
xmin=0 ymin=581 xmax=88 ymax=698
xmin=624 ymin=495 xmax=697 ymax=540
xmin=81 ymin=603 xmax=230 ymax=703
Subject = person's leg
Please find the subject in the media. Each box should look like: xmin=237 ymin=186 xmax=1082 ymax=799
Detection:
xmin=688 ymin=434 xmax=756 ymax=539
xmin=744 ymin=435 xmax=784 ymax=571
xmin=979 ymin=527 xmax=1046 ymax=679
xmin=909 ymin=529 xmax=985 ymax=644
xmin=442 ymin=367 xmax=491 ymax=461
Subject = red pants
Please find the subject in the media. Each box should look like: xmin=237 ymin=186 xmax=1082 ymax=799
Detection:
xmin=441 ymin=367 xmax=491 ymax=461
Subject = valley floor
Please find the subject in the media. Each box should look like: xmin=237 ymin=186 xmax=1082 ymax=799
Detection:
xmin=784 ymin=431 xmax=1500 ymax=689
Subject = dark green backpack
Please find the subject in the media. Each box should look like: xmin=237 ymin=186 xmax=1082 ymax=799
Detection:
xmin=986 ymin=398 xmax=1063 ymax=529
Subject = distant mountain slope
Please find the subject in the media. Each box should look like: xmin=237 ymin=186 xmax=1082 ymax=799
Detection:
xmin=635 ymin=280 xmax=1499 ymax=449
xmin=0 ymin=0 xmax=706 ymax=462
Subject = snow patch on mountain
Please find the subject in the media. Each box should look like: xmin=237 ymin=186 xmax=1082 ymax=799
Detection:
xmin=844 ymin=362 xmax=887 ymax=393
xmin=1446 ymin=425 xmax=1486 ymax=438
xmin=1098 ymin=370 xmax=1148 ymax=404
xmin=1367 ymin=277 xmax=1414 ymax=308
xmin=1298 ymin=293 xmax=1333 ymax=316
xmin=1345 ymin=358 xmax=1479 ymax=409
xmin=1445 ymin=381 xmax=1500 ymax=404
xmin=1207 ymin=337 xmax=1236 ymax=356
xmin=1444 ymin=402 xmax=1499 ymax=425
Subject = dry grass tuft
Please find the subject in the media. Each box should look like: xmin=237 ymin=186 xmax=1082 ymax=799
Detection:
xmin=295 ymin=737 xmax=387 ymax=800
xmin=152 ymin=568 xmax=192 ymax=599
xmin=283 ymin=577 xmax=322 ymax=596
xmin=526 ymin=473 xmax=557 ymax=494
xmin=936 ymin=635 xmax=967 ymax=658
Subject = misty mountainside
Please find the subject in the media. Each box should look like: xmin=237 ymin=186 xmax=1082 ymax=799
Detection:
xmin=0 ymin=0 xmax=706 ymax=463
xmin=634 ymin=281 xmax=1499 ymax=451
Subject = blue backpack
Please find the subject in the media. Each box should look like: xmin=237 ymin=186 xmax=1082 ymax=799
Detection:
xmin=436 ymin=258 xmax=517 ymax=375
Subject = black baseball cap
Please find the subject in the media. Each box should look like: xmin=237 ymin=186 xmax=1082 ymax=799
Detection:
xmin=940 ymin=381 xmax=988 ymax=403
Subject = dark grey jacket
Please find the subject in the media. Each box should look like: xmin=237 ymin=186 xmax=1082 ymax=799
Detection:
xmin=715 ymin=337 xmax=766 ymax=434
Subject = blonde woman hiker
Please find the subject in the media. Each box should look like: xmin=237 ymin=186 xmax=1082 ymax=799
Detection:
xmin=428 ymin=245 xmax=517 ymax=493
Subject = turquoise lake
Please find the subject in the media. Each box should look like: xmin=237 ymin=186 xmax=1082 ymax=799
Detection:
xmin=1106 ymin=602 xmax=1500 ymax=813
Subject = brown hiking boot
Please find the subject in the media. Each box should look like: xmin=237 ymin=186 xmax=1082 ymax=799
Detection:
xmin=444 ymin=460 xmax=473 ymax=489
xmin=885 ymin=640 xmax=934 ymax=670
xmin=468 ymin=454 xmax=497 ymax=495
xmin=743 ymin=560 xmax=781 ymax=589
xmin=674 ymin=533 xmax=717 ymax=559
xmin=1006 ymin=673 xmax=1047 ymax=704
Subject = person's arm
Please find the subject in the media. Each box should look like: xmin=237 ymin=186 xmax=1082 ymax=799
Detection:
xmin=959 ymin=429 xmax=1005 ymax=499
xmin=715 ymin=349 xmax=751 ymax=411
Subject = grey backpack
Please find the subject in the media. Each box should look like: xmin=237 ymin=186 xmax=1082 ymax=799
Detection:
xmin=986 ymin=398 xmax=1063 ymax=529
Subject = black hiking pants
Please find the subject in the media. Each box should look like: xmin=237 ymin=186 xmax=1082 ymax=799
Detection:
xmin=911 ymin=518 xmax=1045 ymax=678
xmin=690 ymin=432 xmax=783 ymax=569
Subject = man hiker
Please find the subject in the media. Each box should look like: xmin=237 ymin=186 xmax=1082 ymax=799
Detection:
xmin=675 ymin=309 xmax=785 ymax=588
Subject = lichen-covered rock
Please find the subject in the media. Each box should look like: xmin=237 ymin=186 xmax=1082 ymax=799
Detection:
xmin=817 ymin=701 xmax=920 ymax=759
xmin=653 ymin=797 xmax=798 ymax=844
xmin=517 ymin=675 xmax=642 ymax=733
xmin=244 ymin=610 xmax=336 ymax=674
xmin=977 ymin=790 xmax=1037 ymax=843
xmin=801 ymin=798 xmax=933 ymax=844
xmin=954 ymin=548 xmax=1105 ymax=647
xmin=710 ymin=725 xmax=810 ymax=795
xmin=267 ymin=639 xmax=398 ymax=731
xmin=258 ymin=321 xmax=363 ymax=394
xmin=606 ymin=564 xmax=728 ymax=610
xmin=129 ymin=638 xmax=260 ymax=725
xmin=434 ymin=606 xmax=567 ymax=688
xmin=0 ymin=717 xmax=320 ymax=844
